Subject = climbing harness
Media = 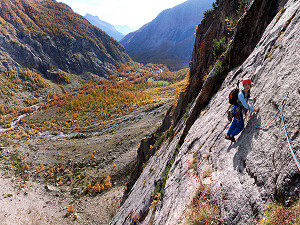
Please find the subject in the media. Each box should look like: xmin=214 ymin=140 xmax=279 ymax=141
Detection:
xmin=249 ymin=93 xmax=300 ymax=172
xmin=228 ymin=81 xmax=250 ymax=122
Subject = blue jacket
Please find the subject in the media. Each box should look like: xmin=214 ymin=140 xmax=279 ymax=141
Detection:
xmin=238 ymin=90 xmax=254 ymax=112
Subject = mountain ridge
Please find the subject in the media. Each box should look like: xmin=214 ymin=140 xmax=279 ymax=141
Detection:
xmin=0 ymin=0 xmax=131 ymax=79
xmin=115 ymin=25 xmax=135 ymax=36
xmin=120 ymin=0 xmax=215 ymax=70
xmin=84 ymin=14 xmax=125 ymax=41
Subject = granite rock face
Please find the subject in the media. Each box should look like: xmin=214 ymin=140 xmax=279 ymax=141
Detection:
xmin=227 ymin=0 xmax=279 ymax=71
xmin=111 ymin=0 xmax=300 ymax=224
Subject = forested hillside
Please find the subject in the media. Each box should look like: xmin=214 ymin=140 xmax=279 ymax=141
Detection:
xmin=0 ymin=0 xmax=130 ymax=77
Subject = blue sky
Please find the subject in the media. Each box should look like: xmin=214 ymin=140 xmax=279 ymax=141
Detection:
xmin=58 ymin=0 xmax=187 ymax=30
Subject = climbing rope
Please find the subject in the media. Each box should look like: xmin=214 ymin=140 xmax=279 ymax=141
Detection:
xmin=248 ymin=94 xmax=288 ymax=129
xmin=249 ymin=93 xmax=300 ymax=172
xmin=249 ymin=109 xmax=280 ymax=129
xmin=279 ymin=99 xmax=300 ymax=172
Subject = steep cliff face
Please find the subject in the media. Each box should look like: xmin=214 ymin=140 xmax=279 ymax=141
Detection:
xmin=0 ymin=0 xmax=130 ymax=78
xmin=162 ymin=0 xmax=240 ymax=139
xmin=111 ymin=0 xmax=299 ymax=224
xmin=189 ymin=0 xmax=239 ymax=92
xmin=175 ymin=0 xmax=280 ymax=133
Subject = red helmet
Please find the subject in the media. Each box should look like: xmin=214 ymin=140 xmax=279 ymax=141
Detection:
xmin=242 ymin=78 xmax=251 ymax=85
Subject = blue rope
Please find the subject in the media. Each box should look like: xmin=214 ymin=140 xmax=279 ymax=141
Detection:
xmin=250 ymin=92 xmax=300 ymax=172
xmin=248 ymin=94 xmax=287 ymax=129
xmin=279 ymin=99 xmax=300 ymax=172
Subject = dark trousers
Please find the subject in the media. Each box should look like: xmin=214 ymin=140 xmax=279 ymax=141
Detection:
xmin=227 ymin=106 xmax=244 ymax=137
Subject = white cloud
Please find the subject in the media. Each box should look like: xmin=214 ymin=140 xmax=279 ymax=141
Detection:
xmin=58 ymin=0 xmax=187 ymax=29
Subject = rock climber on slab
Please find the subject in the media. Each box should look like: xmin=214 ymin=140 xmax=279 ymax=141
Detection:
xmin=225 ymin=78 xmax=260 ymax=142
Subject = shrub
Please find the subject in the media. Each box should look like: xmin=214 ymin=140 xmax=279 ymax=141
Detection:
xmin=275 ymin=7 xmax=286 ymax=24
xmin=158 ymin=149 xmax=178 ymax=198
xmin=214 ymin=61 xmax=222 ymax=78
xmin=237 ymin=0 xmax=248 ymax=17
xmin=185 ymin=184 xmax=223 ymax=224
xmin=104 ymin=176 xmax=112 ymax=189
xmin=56 ymin=71 xmax=71 ymax=84
xmin=213 ymin=37 xmax=227 ymax=59
xmin=202 ymin=168 xmax=213 ymax=179
xmin=184 ymin=103 xmax=191 ymax=119
xmin=0 ymin=105 xmax=5 ymax=115
xmin=204 ymin=9 xmax=214 ymax=18
xmin=258 ymin=199 xmax=300 ymax=225
xmin=212 ymin=1 xmax=219 ymax=10
xmin=24 ymin=96 xmax=39 ymax=106
xmin=166 ymin=129 xmax=174 ymax=138
xmin=225 ymin=17 xmax=237 ymax=37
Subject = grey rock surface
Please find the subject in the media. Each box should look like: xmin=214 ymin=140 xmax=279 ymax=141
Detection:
xmin=111 ymin=0 xmax=300 ymax=224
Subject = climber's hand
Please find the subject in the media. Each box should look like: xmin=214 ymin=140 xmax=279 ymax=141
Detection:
xmin=254 ymin=107 xmax=260 ymax=113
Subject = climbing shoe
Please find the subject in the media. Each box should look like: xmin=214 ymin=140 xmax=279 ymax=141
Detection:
xmin=225 ymin=135 xmax=236 ymax=142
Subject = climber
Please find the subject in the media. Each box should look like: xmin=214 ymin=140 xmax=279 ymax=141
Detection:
xmin=225 ymin=78 xmax=260 ymax=142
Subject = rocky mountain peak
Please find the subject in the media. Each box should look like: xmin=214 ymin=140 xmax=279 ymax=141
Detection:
xmin=84 ymin=14 xmax=125 ymax=41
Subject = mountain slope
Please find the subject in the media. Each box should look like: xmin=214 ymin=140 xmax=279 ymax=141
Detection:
xmin=0 ymin=0 xmax=130 ymax=78
xmin=115 ymin=25 xmax=135 ymax=36
xmin=84 ymin=14 xmax=124 ymax=41
xmin=111 ymin=0 xmax=300 ymax=224
xmin=120 ymin=0 xmax=214 ymax=70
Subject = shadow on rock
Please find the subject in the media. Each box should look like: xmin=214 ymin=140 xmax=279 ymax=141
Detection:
xmin=231 ymin=113 xmax=262 ymax=173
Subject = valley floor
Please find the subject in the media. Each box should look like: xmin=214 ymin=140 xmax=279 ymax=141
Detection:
xmin=0 ymin=97 xmax=172 ymax=224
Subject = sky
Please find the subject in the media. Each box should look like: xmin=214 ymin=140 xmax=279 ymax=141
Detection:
xmin=58 ymin=0 xmax=187 ymax=30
